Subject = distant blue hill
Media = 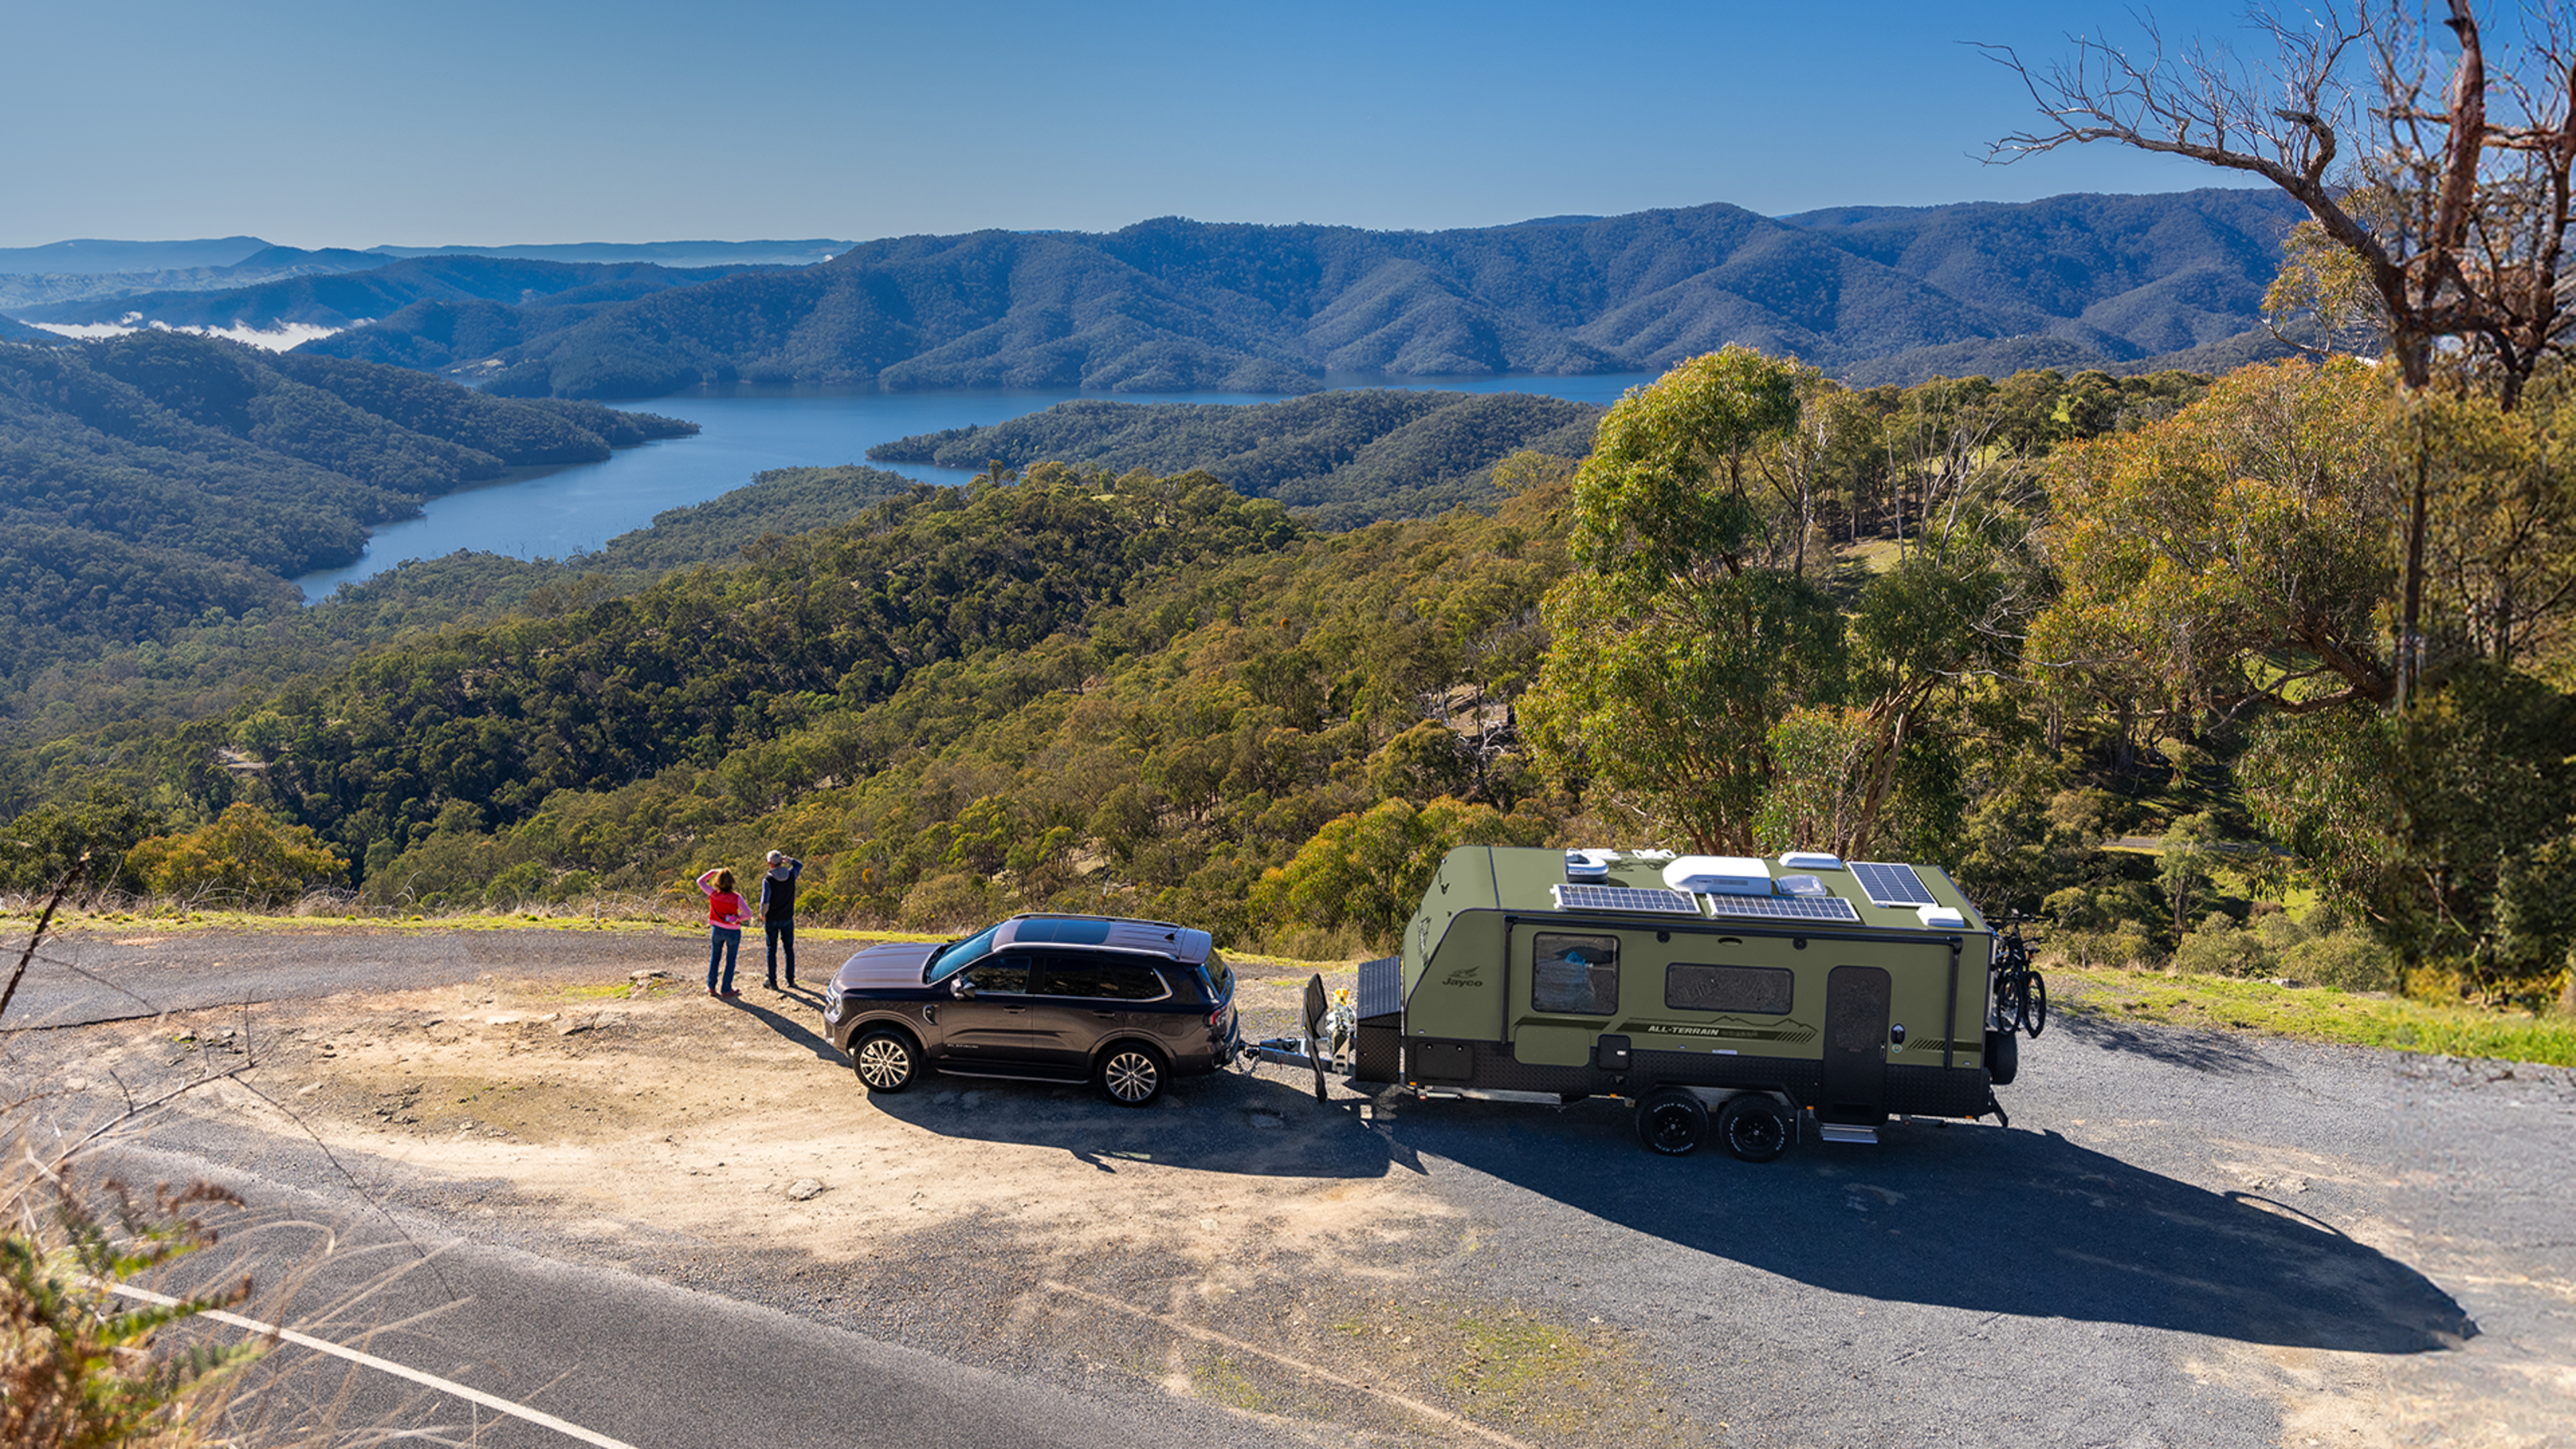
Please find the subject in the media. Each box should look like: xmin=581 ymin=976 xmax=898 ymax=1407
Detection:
xmin=297 ymin=189 xmax=2304 ymax=398
xmin=17 ymin=255 xmax=780 ymax=335
xmin=0 ymin=236 xmax=269 ymax=275
xmin=365 ymin=239 xmax=850 ymax=268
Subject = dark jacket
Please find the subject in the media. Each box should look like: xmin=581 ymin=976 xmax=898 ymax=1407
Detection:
xmin=760 ymin=858 xmax=801 ymax=921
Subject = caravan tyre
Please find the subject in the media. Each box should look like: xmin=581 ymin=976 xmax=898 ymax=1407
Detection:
xmin=1635 ymin=1087 xmax=1709 ymax=1156
xmin=1985 ymin=1027 xmax=2019 ymax=1085
xmin=1717 ymin=1095 xmax=1792 ymax=1163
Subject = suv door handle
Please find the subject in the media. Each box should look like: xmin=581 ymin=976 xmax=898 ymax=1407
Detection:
xmin=1091 ymin=1010 xmax=1118 ymax=1018
xmin=1003 ymin=1006 xmax=1029 ymax=1014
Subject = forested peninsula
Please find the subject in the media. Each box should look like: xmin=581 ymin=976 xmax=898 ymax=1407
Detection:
xmin=0 ymin=331 xmax=692 ymax=682
xmin=873 ymin=390 xmax=1602 ymax=525
xmin=279 ymin=190 xmax=2300 ymax=399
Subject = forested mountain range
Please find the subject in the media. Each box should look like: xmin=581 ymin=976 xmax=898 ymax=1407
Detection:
xmin=288 ymin=189 xmax=2300 ymax=399
xmin=13 ymin=255 xmax=779 ymax=340
xmin=0 ymin=238 xmax=849 ymax=318
xmin=873 ymin=390 xmax=1601 ymax=525
xmin=0 ymin=331 xmax=690 ymax=683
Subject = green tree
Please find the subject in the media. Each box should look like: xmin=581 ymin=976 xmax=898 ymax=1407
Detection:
xmin=127 ymin=804 xmax=345 ymax=907
xmin=1522 ymin=349 xmax=1844 ymax=851
xmin=1254 ymin=796 xmax=1548 ymax=950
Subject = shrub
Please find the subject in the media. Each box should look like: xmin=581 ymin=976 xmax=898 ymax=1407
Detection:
xmin=899 ymin=871 xmax=993 ymax=930
xmin=2174 ymin=912 xmax=2273 ymax=976
xmin=1 ymin=1164 xmax=262 ymax=1449
xmin=127 ymin=804 xmax=345 ymax=908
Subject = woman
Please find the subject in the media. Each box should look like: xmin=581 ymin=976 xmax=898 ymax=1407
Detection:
xmin=697 ymin=867 xmax=751 ymax=998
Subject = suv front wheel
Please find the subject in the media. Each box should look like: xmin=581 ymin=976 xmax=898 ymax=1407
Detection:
xmin=852 ymin=1030 xmax=920 ymax=1093
xmin=1095 ymin=1043 xmax=1166 ymax=1107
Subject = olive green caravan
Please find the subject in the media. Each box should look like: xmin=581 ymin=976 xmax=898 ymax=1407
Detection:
xmin=1349 ymin=847 xmax=2010 ymax=1142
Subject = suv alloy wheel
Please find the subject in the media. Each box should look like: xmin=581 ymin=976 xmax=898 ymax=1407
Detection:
xmin=1095 ymin=1044 xmax=1165 ymax=1106
xmin=853 ymin=1030 xmax=919 ymax=1093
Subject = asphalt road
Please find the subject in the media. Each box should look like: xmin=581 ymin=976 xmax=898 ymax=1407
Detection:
xmin=7 ymin=927 xmax=2572 ymax=1447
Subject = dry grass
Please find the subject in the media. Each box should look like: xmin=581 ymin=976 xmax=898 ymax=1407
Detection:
xmin=2051 ymin=965 xmax=2576 ymax=1067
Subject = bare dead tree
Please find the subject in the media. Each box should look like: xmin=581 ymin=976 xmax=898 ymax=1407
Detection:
xmin=1981 ymin=2 xmax=2576 ymax=401
xmin=1980 ymin=1 xmax=2576 ymax=706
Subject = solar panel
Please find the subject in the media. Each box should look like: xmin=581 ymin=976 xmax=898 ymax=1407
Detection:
xmin=1552 ymin=884 xmax=1703 ymax=916
xmin=1703 ymin=894 xmax=1860 ymax=923
xmin=1850 ymin=861 xmax=1937 ymax=908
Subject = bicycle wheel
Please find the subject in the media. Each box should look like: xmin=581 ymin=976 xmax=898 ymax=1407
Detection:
xmin=1992 ymin=968 xmax=2027 ymax=1030
xmin=2023 ymin=970 xmax=2047 ymax=1038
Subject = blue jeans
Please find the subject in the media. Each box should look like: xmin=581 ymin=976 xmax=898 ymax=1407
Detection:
xmin=707 ymin=926 xmax=741 ymax=993
xmin=764 ymin=919 xmax=796 ymax=983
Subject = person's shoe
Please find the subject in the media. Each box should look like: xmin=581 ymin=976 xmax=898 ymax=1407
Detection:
xmin=720 ymin=988 xmax=741 ymax=998
xmin=786 ymin=977 xmax=798 ymax=989
xmin=765 ymin=978 xmax=778 ymax=989
xmin=706 ymin=987 xmax=719 ymax=997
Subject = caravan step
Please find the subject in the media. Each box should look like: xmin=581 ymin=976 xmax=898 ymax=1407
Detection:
xmin=1818 ymin=1123 xmax=1880 ymax=1144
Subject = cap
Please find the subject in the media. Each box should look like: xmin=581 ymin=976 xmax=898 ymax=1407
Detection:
xmin=765 ymin=850 xmax=783 ymax=863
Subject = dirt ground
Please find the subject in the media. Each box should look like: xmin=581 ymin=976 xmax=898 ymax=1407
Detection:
xmin=42 ymin=949 xmax=1688 ymax=1448
xmin=17 ymin=927 xmax=2575 ymax=1448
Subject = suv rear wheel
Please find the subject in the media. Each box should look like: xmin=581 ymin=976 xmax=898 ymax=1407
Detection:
xmin=852 ymin=1030 xmax=920 ymax=1093
xmin=1095 ymin=1043 xmax=1166 ymax=1107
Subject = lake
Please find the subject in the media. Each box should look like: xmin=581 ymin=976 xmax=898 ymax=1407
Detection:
xmin=290 ymin=372 xmax=1659 ymax=601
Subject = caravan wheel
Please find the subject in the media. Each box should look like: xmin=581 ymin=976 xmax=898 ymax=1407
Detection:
xmin=1717 ymin=1095 xmax=1792 ymax=1163
xmin=1635 ymin=1087 xmax=1709 ymax=1156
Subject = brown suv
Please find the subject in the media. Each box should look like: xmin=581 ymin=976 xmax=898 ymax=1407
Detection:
xmin=822 ymin=914 xmax=1240 ymax=1106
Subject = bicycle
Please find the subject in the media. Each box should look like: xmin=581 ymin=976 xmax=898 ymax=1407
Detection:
xmin=1990 ymin=911 xmax=2047 ymax=1038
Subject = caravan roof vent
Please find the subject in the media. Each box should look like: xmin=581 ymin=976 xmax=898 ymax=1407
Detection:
xmin=1779 ymin=851 xmax=1845 ymax=871
xmin=1662 ymin=855 xmax=1774 ymax=896
xmin=1776 ymin=874 xmax=1827 ymax=897
xmin=1564 ymin=849 xmax=1614 ymax=883
xmin=1915 ymin=904 xmax=1967 ymax=928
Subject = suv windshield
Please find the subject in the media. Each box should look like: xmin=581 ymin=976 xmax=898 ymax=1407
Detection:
xmin=924 ymin=924 xmax=1002 ymax=982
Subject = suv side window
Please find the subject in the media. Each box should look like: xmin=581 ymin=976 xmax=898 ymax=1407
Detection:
xmin=1093 ymin=963 xmax=1169 ymax=1001
xmin=1028 ymin=955 xmax=1099 ymax=997
xmin=962 ymin=958 xmax=1030 ymax=994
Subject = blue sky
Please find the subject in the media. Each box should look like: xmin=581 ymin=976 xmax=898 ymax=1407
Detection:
xmin=4 ymin=0 xmax=2286 ymax=249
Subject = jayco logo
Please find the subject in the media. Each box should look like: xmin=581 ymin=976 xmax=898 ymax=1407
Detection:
xmin=1440 ymin=964 xmax=1484 ymax=987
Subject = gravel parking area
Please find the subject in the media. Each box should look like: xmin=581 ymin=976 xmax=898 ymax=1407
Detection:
xmin=6 ymin=926 xmax=2571 ymax=1447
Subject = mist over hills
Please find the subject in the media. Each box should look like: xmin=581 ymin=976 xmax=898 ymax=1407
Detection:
xmin=286 ymin=189 xmax=2300 ymax=397
xmin=15 ymin=256 xmax=782 ymax=339
xmin=0 ymin=237 xmax=851 ymax=317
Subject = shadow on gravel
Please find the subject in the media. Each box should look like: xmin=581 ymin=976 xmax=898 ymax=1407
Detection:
xmin=1411 ymin=1100 xmax=2475 ymax=1354
xmin=868 ymin=1071 xmax=1403 ymax=1181
xmin=725 ymin=996 xmax=844 ymax=1065
xmin=2053 ymin=1012 xmax=2288 ymax=1077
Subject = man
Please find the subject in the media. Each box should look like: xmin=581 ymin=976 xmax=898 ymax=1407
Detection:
xmin=759 ymin=849 xmax=803 ymax=989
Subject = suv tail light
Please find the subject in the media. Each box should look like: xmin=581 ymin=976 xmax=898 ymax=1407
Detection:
xmin=1208 ymin=1003 xmax=1230 ymax=1028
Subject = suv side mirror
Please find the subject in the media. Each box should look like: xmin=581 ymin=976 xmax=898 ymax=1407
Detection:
xmin=949 ymin=977 xmax=975 ymax=999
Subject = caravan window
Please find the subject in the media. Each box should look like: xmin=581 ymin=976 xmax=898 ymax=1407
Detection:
xmin=1532 ymin=933 xmax=1619 ymax=1015
xmin=1666 ymin=963 xmax=1794 ymax=1015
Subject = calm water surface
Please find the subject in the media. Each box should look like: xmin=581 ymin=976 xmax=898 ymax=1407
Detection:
xmin=292 ymin=372 xmax=1658 ymax=601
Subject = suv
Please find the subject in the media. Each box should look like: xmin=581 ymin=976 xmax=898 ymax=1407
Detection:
xmin=823 ymin=914 xmax=1240 ymax=1106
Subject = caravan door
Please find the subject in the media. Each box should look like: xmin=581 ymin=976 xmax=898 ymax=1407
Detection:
xmin=1821 ymin=963 xmax=1891 ymax=1122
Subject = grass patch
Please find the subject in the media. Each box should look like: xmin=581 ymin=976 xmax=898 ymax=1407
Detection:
xmin=550 ymin=981 xmax=639 ymax=1001
xmin=2053 ymin=965 xmax=2576 ymax=1067
xmin=1332 ymin=1297 xmax=1692 ymax=1444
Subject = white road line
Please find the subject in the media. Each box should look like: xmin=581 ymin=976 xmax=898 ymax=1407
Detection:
xmin=1039 ymin=1279 xmax=1538 ymax=1449
xmin=104 ymin=1282 xmax=638 ymax=1449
